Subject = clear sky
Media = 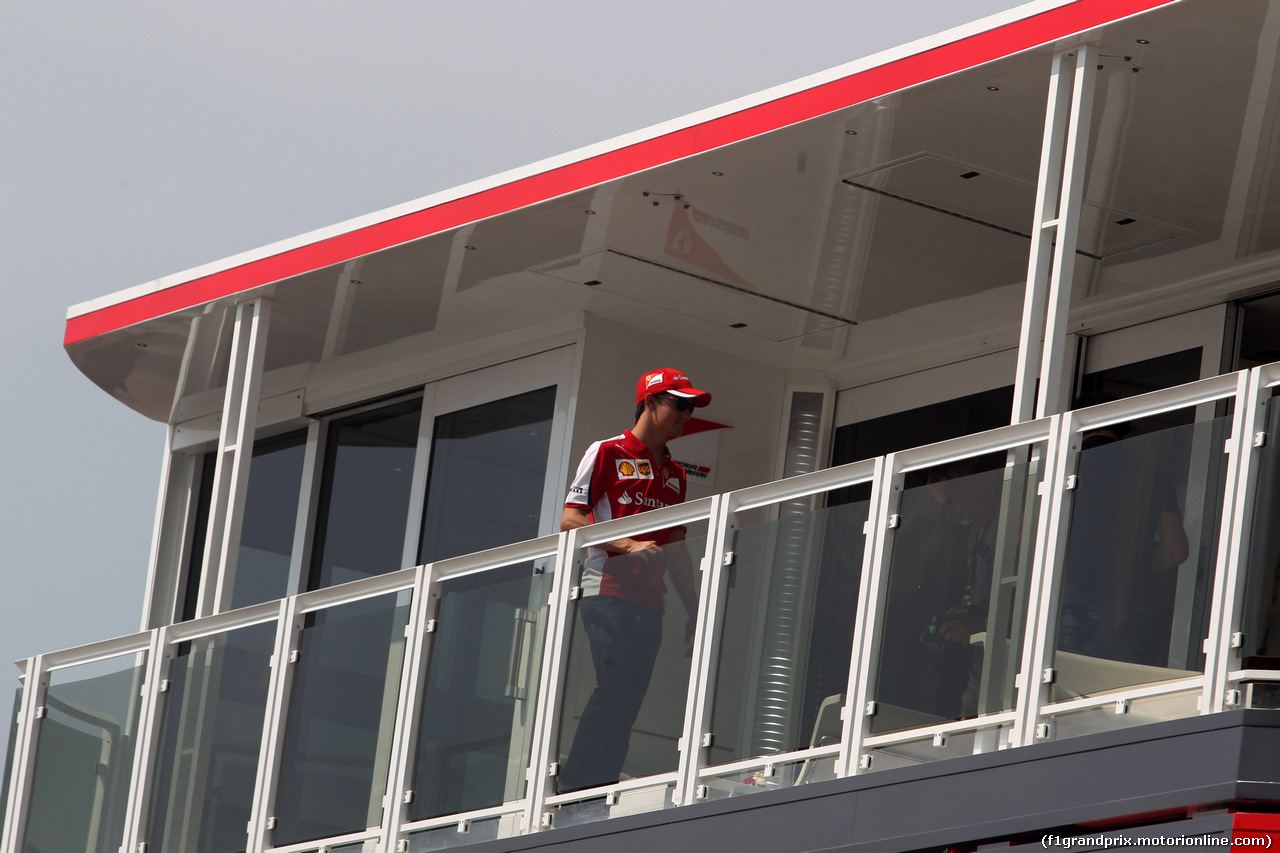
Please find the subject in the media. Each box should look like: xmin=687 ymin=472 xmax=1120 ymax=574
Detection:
xmin=0 ymin=0 xmax=1029 ymax=732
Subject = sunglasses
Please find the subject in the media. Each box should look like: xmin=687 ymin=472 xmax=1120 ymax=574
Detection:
xmin=657 ymin=393 xmax=696 ymax=413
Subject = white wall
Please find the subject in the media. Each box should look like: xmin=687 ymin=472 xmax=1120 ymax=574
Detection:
xmin=567 ymin=313 xmax=787 ymax=502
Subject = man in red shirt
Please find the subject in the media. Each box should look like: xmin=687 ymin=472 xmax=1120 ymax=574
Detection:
xmin=558 ymin=368 xmax=710 ymax=792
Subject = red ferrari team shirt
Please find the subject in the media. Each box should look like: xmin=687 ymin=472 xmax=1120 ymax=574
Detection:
xmin=564 ymin=429 xmax=688 ymax=608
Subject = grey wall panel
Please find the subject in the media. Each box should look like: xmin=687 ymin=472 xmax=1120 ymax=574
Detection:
xmin=458 ymin=711 xmax=1280 ymax=853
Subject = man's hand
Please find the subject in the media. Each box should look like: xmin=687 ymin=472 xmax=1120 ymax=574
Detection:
xmin=561 ymin=508 xmax=666 ymax=558
xmin=614 ymin=538 xmax=663 ymax=559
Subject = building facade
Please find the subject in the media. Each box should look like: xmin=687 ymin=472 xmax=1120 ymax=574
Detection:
xmin=10 ymin=0 xmax=1280 ymax=850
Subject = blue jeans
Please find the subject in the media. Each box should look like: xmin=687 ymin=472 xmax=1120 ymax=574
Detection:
xmin=559 ymin=595 xmax=664 ymax=792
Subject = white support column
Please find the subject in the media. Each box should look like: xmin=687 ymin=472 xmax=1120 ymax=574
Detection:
xmin=197 ymin=297 xmax=273 ymax=618
xmin=321 ymin=260 xmax=362 ymax=363
xmin=1011 ymin=415 xmax=1071 ymax=746
xmin=844 ymin=454 xmax=903 ymax=775
xmin=524 ymin=527 xmax=583 ymax=833
xmin=673 ymin=494 xmax=733 ymax=807
xmin=1206 ymin=368 xmax=1267 ymax=711
xmin=1011 ymin=46 xmax=1100 ymax=424
xmin=1037 ymin=46 xmax=1098 ymax=420
xmin=837 ymin=457 xmax=887 ymax=778
xmin=0 ymin=656 xmax=44 ymax=853
xmin=400 ymin=386 xmax=439 ymax=570
xmin=119 ymin=627 xmax=169 ymax=853
xmin=246 ymin=596 xmax=300 ymax=853
xmin=284 ymin=421 xmax=324 ymax=598
xmin=140 ymin=429 xmax=197 ymax=630
xmin=378 ymin=564 xmax=434 ymax=853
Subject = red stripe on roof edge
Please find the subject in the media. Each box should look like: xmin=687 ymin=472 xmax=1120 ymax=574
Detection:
xmin=64 ymin=0 xmax=1178 ymax=347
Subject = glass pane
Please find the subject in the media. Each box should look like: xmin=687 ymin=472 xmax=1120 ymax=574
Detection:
xmin=1053 ymin=417 xmax=1229 ymax=698
xmin=410 ymin=561 xmax=552 ymax=821
xmin=556 ymin=529 xmax=705 ymax=793
xmin=273 ymin=592 xmax=411 ymax=847
xmin=143 ymin=622 xmax=276 ymax=853
xmin=231 ymin=431 xmax=307 ymax=609
xmin=867 ymin=724 xmax=1009 ymax=772
xmin=310 ymin=399 xmax=422 ymax=589
xmin=701 ymin=754 xmax=838 ymax=801
xmin=1241 ymin=398 xmax=1280 ymax=665
xmin=406 ymin=815 xmax=519 ymax=851
xmin=832 ymin=386 xmax=1015 ymax=465
xmin=1049 ymin=690 xmax=1200 ymax=741
xmin=22 ymin=653 xmax=147 ymax=853
xmin=707 ymin=495 xmax=869 ymax=766
xmin=418 ymin=387 xmax=556 ymax=564
xmin=872 ymin=454 xmax=1041 ymax=734
xmin=1076 ymin=349 xmax=1203 ymax=410
xmin=180 ymin=452 xmax=218 ymax=622
xmin=552 ymin=781 xmax=673 ymax=829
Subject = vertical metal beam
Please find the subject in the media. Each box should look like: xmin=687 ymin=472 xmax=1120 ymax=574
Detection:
xmin=1038 ymin=46 xmax=1099 ymax=419
xmin=378 ymin=564 xmax=433 ymax=853
xmin=1012 ymin=46 xmax=1099 ymax=424
xmin=246 ymin=597 xmax=299 ymax=853
xmin=845 ymin=454 xmax=903 ymax=774
xmin=400 ymin=386 xmax=439 ymax=570
xmin=197 ymin=298 xmax=272 ymax=618
xmin=673 ymin=494 xmax=733 ymax=807
xmin=1013 ymin=50 xmax=1076 ymax=426
xmin=1205 ymin=368 xmax=1267 ymax=711
xmin=1011 ymin=415 xmax=1070 ymax=746
xmin=321 ymin=260 xmax=362 ymax=363
xmin=140 ymin=430 xmax=198 ymax=630
xmin=285 ymin=421 xmax=324 ymax=598
xmin=837 ymin=456 xmax=887 ymax=778
xmin=0 ymin=657 xmax=44 ymax=853
xmin=524 ymin=528 xmax=580 ymax=832
xmin=119 ymin=628 xmax=169 ymax=853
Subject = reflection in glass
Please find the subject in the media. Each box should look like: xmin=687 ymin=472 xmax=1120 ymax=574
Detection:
xmin=143 ymin=622 xmax=275 ymax=852
xmin=701 ymin=755 xmax=838 ymax=801
xmin=418 ymin=387 xmax=556 ymax=564
xmin=873 ymin=456 xmax=1040 ymax=734
xmin=310 ymin=400 xmax=421 ymax=589
xmin=231 ymin=431 xmax=307 ymax=609
xmin=707 ymin=497 xmax=869 ymax=766
xmin=553 ymin=782 xmax=673 ymax=829
xmin=1242 ymin=400 xmax=1280 ymax=666
xmin=868 ymin=726 xmax=1008 ymax=772
xmin=1049 ymin=690 xmax=1200 ymax=741
xmin=410 ymin=562 xmax=551 ymax=821
xmin=273 ymin=593 xmax=411 ymax=847
xmin=22 ymin=654 xmax=147 ymax=853
xmin=407 ymin=816 xmax=511 ymax=851
xmin=1053 ymin=418 xmax=1228 ymax=698
xmin=180 ymin=452 xmax=218 ymax=622
xmin=556 ymin=531 xmax=705 ymax=793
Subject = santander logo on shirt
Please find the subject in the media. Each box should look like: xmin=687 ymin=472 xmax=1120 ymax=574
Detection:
xmin=615 ymin=490 xmax=668 ymax=509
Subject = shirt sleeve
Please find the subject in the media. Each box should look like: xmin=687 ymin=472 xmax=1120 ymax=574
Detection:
xmin=565 ymin=440 xmax=603 ymax=510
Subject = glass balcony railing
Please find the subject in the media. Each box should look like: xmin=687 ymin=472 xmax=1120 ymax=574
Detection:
xmin=8 ymin=364 xmax=1280 ymax=853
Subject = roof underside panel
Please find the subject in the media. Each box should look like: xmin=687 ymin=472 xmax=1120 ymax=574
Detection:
xmin=64 ymin=0 xmax=1177 ymax=348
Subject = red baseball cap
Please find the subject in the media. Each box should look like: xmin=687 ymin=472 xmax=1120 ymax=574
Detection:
xmin=636 ymin=368 xmax=711 ymax=407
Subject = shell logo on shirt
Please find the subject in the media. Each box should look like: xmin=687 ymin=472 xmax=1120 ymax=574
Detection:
xmin=616 ymin=459 xmax=653 ymax=479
